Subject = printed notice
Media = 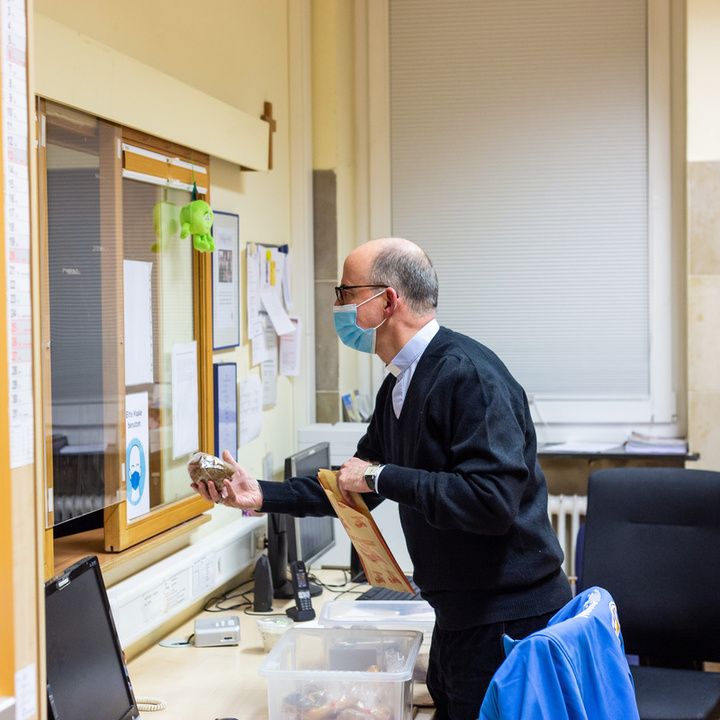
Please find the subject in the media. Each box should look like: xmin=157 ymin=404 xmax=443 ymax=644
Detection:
xmin=279 ymin=316 xmax=301 ymax=376
xmin=261 ymin=320 xmax=278 ymax=408
xmin=125 ymin=392 xmax=150 ymax=521
xmin=171 ymin=341 xmax=199 ymax=459
xmin=3 ymin=0 xmax=33 ymax=468
xmin=123 ymin=260 xmax=154 ymax=386
xmin=238 ymin=374 xmax=262 ymax=448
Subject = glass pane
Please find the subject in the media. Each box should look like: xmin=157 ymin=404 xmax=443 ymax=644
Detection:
xmin=42 ymin=101 xmax=203 ymax=532
xmin=122 ymin=180 xmax=198 ymax=515
xmin=43 ymin=104 xmax=121 ymax=529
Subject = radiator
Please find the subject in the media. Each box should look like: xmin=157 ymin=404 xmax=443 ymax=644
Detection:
xmin=547 ymin=494 xmax=587 ymax=580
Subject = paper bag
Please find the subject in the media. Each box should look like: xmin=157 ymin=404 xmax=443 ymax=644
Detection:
xmin=318 ymin=469 xmax=415 ymax=593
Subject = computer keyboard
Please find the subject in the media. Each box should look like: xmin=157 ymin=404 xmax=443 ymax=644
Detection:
xmin=356 ymin=577 xmax=422 ymax=602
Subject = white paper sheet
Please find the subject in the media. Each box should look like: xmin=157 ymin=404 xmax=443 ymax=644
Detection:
xmin=123 ymin=260 xmax=154 ymax=386
xmin=260 ymin=289 xmax=295 ymax=336
xmin=279 ymin=316 xmax=301 ymax=376
xmin=171 ymin=341 xmax=199 ymax=459
xmin=261 ymin=321 xmax=278 ymax=408
xmin=246 ymin=245 xmax=264 ymax=341
xmin=126 ymin=391 xmax=150 ymax=520
xmin=281 ymin=248 xmax=293 ymax=310
xmin=541 ymin=442 xmax=620 ymax=453
xmin=251 ymin=331 xmax=269 ymax=366
xmin=238 ymin=374 xmax=263 ymax=447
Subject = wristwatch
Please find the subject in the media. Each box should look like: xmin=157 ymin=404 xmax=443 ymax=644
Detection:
xmin=364 ymin=464 xmax=382 ymax=493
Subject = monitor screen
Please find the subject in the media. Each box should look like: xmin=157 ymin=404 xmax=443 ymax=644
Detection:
xmin=45 ymin=556 xmax=140 ymax=720
xmin=266 ymin=442 xmax=336 ymax=598
xmin=285 ymin=442 xmax=336 ymax=569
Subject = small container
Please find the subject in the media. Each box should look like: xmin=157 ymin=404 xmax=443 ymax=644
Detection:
xmin=257 ymin=617 xmax=294 ymax=652
xmin=258 ymin=627 xmax=423 ymax=720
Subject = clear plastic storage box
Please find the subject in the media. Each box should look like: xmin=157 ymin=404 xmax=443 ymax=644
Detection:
xmin=318 ymin=601 xmax=435 ymax=685
xmin=258 ymin=627 xmax=423 ymax=720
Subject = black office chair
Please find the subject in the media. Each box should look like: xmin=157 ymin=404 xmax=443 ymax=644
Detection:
xmin=580 ymin=467 xmax=720 ymax=720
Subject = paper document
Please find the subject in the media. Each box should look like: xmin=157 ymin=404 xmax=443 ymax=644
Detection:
xmin=541 ymin=442 xmax=621 ymax=453
xmin=318 ymin=470 xmax=414 ymax=593
xmin=625 ymin=432 xmax=688 ymax=454
xmin=171 ymin=342 xmax=199 ymax=459
xmin=260 ymin=290 xmax=295 ymax=336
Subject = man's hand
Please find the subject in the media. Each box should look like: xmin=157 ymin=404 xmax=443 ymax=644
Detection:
xmin=190 ymin=450 xmax=264 ymax=512
xmin=336 ymin=457 xmax=373 ymax=506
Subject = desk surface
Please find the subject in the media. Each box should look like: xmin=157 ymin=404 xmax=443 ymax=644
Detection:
xmin=127 ymin=569 xmax=435 ymax=720
xmin=538 ymin=444 xmax=698 ymax=461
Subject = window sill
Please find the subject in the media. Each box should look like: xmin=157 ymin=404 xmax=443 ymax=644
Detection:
xmin=53 ymin=513 xmax=211 ymax=579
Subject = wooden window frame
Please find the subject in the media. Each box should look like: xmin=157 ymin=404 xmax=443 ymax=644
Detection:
xmin=38 ymin=99 xmax=214 ymax=577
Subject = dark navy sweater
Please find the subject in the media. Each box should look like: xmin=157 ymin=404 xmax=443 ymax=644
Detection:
xmin=260 ymin=327 xmax=571 ymax=629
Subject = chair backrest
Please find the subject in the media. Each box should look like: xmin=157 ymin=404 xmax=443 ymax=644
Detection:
xmin=581 ymin=467 xmax=720 ymax=663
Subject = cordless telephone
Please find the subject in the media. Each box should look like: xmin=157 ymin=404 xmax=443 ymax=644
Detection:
xmin=286 ymin=560 xmax=316 ymax=622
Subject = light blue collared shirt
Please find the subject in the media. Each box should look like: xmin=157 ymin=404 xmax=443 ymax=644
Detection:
xmin=386 ymin=318 xmax=440 ymax=419
xmin=374 ymin=318 xmax=439 ymax=494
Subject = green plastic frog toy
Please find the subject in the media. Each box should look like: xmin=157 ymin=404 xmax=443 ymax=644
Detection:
xmin=180 ymin=200 xmax=214 ymax=252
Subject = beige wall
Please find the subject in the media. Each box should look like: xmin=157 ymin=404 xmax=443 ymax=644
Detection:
xmin=30 ymin=0 xmax=314 ymax=538
xmin=687 ymin=0 xmax=720 ymax=470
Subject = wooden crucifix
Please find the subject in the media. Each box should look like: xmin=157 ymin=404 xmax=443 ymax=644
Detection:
xmin=261 ymin=101 xmax=277 ymax=170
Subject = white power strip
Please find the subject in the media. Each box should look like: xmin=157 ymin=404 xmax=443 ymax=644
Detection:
xmin=107 ymin=516 xmax=266 ymax=648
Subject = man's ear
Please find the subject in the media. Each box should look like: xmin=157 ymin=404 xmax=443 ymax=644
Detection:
xmin=384 ymin=287 xmax=399 ymax=315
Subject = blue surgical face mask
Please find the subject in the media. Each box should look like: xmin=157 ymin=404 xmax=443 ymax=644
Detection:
xmin=130 ymin=470 xmax=141 ymax=491
xmin=333 ymin=289 xmax=387 ymax=354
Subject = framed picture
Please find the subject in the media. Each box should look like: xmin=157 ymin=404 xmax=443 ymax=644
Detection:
xmin=213 ymin=362 xmax=238 ymax=457
xmin=211 ymin=212 xmax=240 ymax=350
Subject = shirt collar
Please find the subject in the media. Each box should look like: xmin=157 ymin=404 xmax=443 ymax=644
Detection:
xmin=386 ymin=319 xmax=440 ymax=377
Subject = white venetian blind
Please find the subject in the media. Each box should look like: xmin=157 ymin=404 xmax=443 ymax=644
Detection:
xmin=389 ymin=0 xmax=649 ymax=399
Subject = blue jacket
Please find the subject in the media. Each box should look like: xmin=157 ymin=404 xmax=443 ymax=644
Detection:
xmin=479 ymin=587 xmax=640 ymax=720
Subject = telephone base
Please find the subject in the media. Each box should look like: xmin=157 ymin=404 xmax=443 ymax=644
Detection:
xmin=286 ymin=606 xmax=315 ymax=622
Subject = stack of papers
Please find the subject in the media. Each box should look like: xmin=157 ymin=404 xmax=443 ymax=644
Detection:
xmin=624 ymin=432 xmax=688 ymax=455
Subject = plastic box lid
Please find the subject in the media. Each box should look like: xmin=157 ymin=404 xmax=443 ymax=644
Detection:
xmin=258 ymin=627 xmax=423 ymax=683
xmin=318 ymin=600 xmax=436 ymax=636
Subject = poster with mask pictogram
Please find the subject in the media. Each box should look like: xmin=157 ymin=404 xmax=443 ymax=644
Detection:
xmin=125 ymin=392 xmax=150 ymax=520
xmin=318 ymin=469 xmax=414 ymax=593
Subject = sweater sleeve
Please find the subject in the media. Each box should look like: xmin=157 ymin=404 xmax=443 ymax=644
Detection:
xmin=259 ymin=473 xmax=385 ymax=516
xmin=365 ymin=354 xmax=536 ymax=535
xmin=258 ymin=475 xmax=335 ymax=517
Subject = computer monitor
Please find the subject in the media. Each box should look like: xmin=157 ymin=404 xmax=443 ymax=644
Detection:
xmin=267 ymin=442 xmax=336 ymax=598
xmin=45 ymin=555 xmax=140 ymax=720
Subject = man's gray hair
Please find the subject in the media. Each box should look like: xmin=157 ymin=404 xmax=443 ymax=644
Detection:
xmin=368 ymin=242 xmax=438 ymax=315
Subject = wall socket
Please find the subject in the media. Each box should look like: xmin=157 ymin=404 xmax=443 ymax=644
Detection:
xmin=253 ymin=527 xmax=267 ymax=551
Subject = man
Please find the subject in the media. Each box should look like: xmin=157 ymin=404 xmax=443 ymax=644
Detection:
xmin=192 ymin=237 xmax=572 ymax=720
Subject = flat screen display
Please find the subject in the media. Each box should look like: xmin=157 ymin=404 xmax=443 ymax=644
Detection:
xmin=45 ymin=556 xmax=139 ymax=720
xmin=285 ymin=442 xmax=336 ymax=568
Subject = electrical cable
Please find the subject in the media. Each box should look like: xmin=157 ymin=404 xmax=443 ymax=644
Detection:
xmin=136 ymin=696 xmax=167 ymax=712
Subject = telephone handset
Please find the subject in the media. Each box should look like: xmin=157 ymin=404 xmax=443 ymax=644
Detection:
xmin=286 ymin=560 xmax=316 ymax=622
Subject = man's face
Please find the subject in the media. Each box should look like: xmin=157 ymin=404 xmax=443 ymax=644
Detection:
xmin=335 ymin=254 xmax=387 ymax=331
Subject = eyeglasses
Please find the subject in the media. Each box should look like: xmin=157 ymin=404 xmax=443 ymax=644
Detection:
xmin=334 ymin=284 xmax=387 ymax=305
